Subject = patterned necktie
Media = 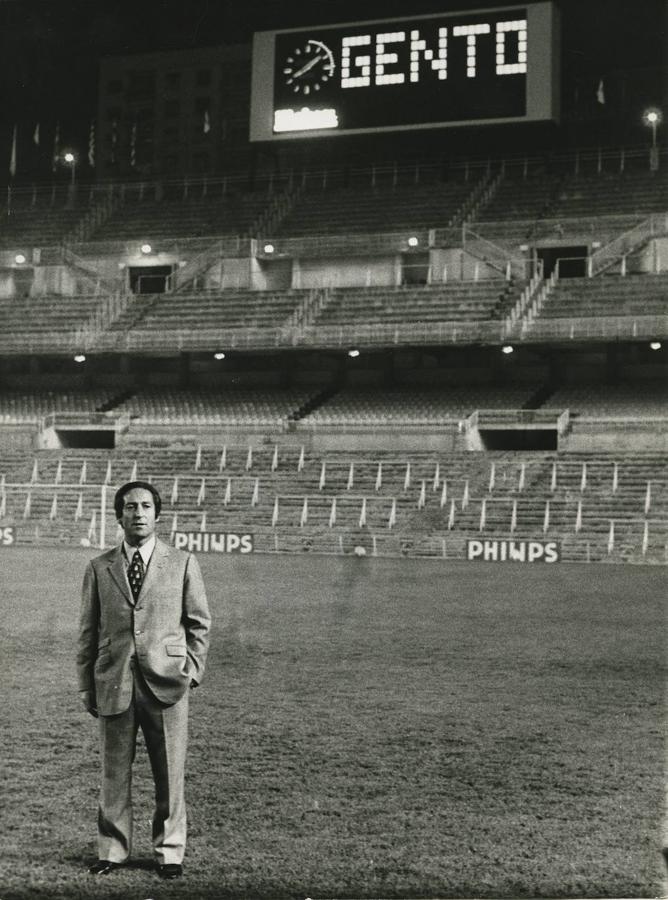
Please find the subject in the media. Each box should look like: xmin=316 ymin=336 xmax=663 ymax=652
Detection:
xmin=128 ymin=549 xmax=144 ymax=600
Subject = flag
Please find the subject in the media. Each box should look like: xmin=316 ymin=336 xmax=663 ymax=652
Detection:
xmin=596 ymin=79 xmax=605 ymax=104
xmin=9 ymin=124 xmax=16 ymax=177
xmin=52 ymin=121 xmax=60 ymax=171
xmin=33 ymin=122 xmax=40 ymax=145
xmin=203 ymin=109 xmax=211 ymax=134
xmin=129 ymin=120 xmax=137 ymax=167
xmin=87 ymin=120 xmax=95 ymax=167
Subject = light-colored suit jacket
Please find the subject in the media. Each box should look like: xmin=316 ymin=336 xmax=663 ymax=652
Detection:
xmin=77 ymin=538 xmax=211 ymax=716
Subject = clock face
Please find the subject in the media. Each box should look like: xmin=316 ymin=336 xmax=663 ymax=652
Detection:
xmin=283 ymin=39 xmax=335 ymax=95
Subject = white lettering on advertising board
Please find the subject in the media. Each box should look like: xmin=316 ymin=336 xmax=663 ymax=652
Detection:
xmin=467 ymin=539 xmax=560 ymax=563
xmin=173 ymin=532 xmax=254 ymax=554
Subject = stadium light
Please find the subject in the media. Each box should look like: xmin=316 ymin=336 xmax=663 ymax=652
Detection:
xmin=74 ymin=353 xmax=86 ymax=363
xmin=63 ymin=151 xmax=77 ymax=185
xmin=213 ymin=352 xmax=226 ymax=360
xmin=501 ymin=344 xmax=514 ymax=355
xmin=649 ymin=341 xmax=662 ymax=351
xmin=140 ymin=243 xmax=152 ymax=255
xmin=14 ymin=253 xmax=26 ymax=265
xmin=263 ymin=243 xmax=275 ymax=254
xmin=348 ymin=348 xmax=360 ymax=358
xmin=643 ymin=107 xmax=662 ymax=170
xmin=407 ymin=236 xmax=419 ymax=248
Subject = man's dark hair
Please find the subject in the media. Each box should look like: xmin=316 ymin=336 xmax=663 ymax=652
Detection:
xmin=114 ymin=481 xmax=162 ymax=520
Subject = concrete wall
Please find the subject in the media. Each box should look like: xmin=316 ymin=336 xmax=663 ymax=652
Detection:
xmin=293 ymin=256 xmax=400 ymax=289
xmin=561 ymin=423 xmax=668 ymax=452
xmin=0 ymin=425 xmax=35 ymax=449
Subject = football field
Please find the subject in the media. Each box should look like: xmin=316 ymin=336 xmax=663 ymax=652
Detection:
xmin=0 ymin=547 xmax=665 ymax=900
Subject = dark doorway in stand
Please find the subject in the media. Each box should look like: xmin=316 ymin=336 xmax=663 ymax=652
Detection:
xmin=129 ymin=265 xmax=173 ymax=293
xmin=536 ymin=246 xmax=587 ymax=278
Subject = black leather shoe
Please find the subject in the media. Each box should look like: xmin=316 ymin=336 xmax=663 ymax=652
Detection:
xmin=158 ymin=863 xmax=183 ymax=879
xmin=89 ymin=860 xmax=121 ymax=875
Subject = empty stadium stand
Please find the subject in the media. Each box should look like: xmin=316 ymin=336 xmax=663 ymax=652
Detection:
xmin=0 ymin=447 xmax=665 ymax=564
xmin=89 ymin=188 xmax=276 ymax=241
xmin=276 ymin=178 xmax=477 ymax=236
xmin=0 ymin=390 xmax=113 ymax=423
xmin=547 ymin=382 xmax=667 ymax=418
xmin=114 ymin=389 xmax=312 ymax=425
xmin=535 ymin=273 xmax=668 ymax=319
xmin=301 ymin=387 xmax=536 ymax=425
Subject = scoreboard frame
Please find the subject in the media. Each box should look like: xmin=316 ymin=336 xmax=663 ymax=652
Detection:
xmin=250 ymin=2 xmax=559 ymax=142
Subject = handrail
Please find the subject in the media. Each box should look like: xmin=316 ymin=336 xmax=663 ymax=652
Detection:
xmin=0 ymin=309 xmax=665 ymax=355
xmin=589 ymin=213 xmax=667 ymax=276
xmin=461 ymin=223 xmax=528 ymax=280
xmin=3 ymin=143 xmax=665 ymax=200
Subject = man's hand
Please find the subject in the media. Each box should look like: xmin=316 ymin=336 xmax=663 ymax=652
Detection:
xmin=80 ymin=690 xmax=98 ymax=718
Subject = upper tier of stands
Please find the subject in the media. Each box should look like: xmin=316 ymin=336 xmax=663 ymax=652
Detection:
xmin=537 ymin=273 xmax=668 ymax=319
xmin=311 ymin=281 xmax=518 ymax=327
xmin=477 ymin=169 xmax=668 ymax=223
xmin=91 ymin=189 xmax=273 ymax=242
xmin=0 ymin=156 xmax=664 ymax=257
xmin=0 ymin=292 xmax=100 ymax=338
xmin=110 ymin=288 xmax=303 ymax=336
xmin=276 ymin=180 xmax=475 ymax=236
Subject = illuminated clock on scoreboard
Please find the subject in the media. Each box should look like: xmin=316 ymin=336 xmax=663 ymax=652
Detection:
xmin=250 ymin=3 xmax=559 ymax=140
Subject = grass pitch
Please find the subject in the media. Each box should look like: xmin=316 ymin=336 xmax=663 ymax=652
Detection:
xmin=0 ymin=547 xmax=665 ymax=900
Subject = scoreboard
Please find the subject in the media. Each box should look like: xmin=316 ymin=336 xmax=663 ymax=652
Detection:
xmin=250 ymin=3 xmax=559 ymax=141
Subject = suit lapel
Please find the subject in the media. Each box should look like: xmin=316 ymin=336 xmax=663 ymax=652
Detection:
xmin=137 ymin=538 xmax=169 ymax=603
xmin=108 ymin=546 xmax=134 ymax=606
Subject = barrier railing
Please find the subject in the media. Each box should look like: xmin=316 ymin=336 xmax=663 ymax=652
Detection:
xmin=39 ymin=412 xmax=131 ymax=431
xmin=518 ymin=314 xmax=668 ymax=342
xmin=0 ymin=307 xmax=665 ymax=355
xmin=461 ymin=223 xmax=529 ymax=280
xmin=589 ymin=213 xmax=667 ymax=275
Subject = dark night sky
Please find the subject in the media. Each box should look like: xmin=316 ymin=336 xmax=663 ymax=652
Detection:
xmin=0 ymin=0 xmax=665 ymax=158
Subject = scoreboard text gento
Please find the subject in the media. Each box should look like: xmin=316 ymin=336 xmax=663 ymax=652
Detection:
xmin=339 ymin=19 xmax=527 ymax=90
xmin=249 ymin=4 xmax=558 ymax=140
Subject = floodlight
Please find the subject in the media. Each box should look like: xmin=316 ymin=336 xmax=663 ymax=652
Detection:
xmin=649 ymin=341 xmax=662 ymax=351
xmin=407 ymin=236 xmax=419 ymax=248
xmin=213 ymin=352 xmax=226 ymax=360
xmin=263 ymin=243 xmax=275 ymax=254
xmin=643 ymin=108 xmax=661 ymax=126
xmin=74 ymin=353 xmax=86 ymax=363
xmin=14 ymin=253 xmax=26 ymax=265
xmin=348 ymin=349 xmax=360 ymax=358
xmin=501 ymin=344 xmax=514 ymax=355
xmin=64 ymin=152 xmax=75 ymax=163
xmin=140 ymin=243 xmax=152 ymax=255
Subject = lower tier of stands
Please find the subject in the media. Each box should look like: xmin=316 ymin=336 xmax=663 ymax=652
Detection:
xmin=0 ymin=448 xmax=665 ymax=564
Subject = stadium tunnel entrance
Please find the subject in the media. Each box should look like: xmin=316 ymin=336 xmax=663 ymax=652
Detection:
xmin=479 ymin=428 xmax=558 ymax=450
xmin=128 ymin=265 xmax=173 ymax=293
xmin=55 ymin=429 xmax=116 ymax=448
xmin=536 ymin=246 xmax=587 ymax=278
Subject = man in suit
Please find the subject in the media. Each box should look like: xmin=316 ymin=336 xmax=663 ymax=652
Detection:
xmin=77 ymin=480 xmax=211 ymax=880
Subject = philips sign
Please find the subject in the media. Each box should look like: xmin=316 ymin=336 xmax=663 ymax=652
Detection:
xmin=173 ymin=532 xmax=254 ymax=554
xmin=467 ymin=539 xmax=560 ymax=563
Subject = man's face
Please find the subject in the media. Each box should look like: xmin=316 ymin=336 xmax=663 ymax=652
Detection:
xmin=119 ymin=487 xmax=158 ymax=546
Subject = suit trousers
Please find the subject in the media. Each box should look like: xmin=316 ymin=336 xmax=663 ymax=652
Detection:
xmin=97 ymin=660 xmax=189 ymax=865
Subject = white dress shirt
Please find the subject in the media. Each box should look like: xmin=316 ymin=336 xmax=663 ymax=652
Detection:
xmin=123 ymin=535 xmax=156 ymax=570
